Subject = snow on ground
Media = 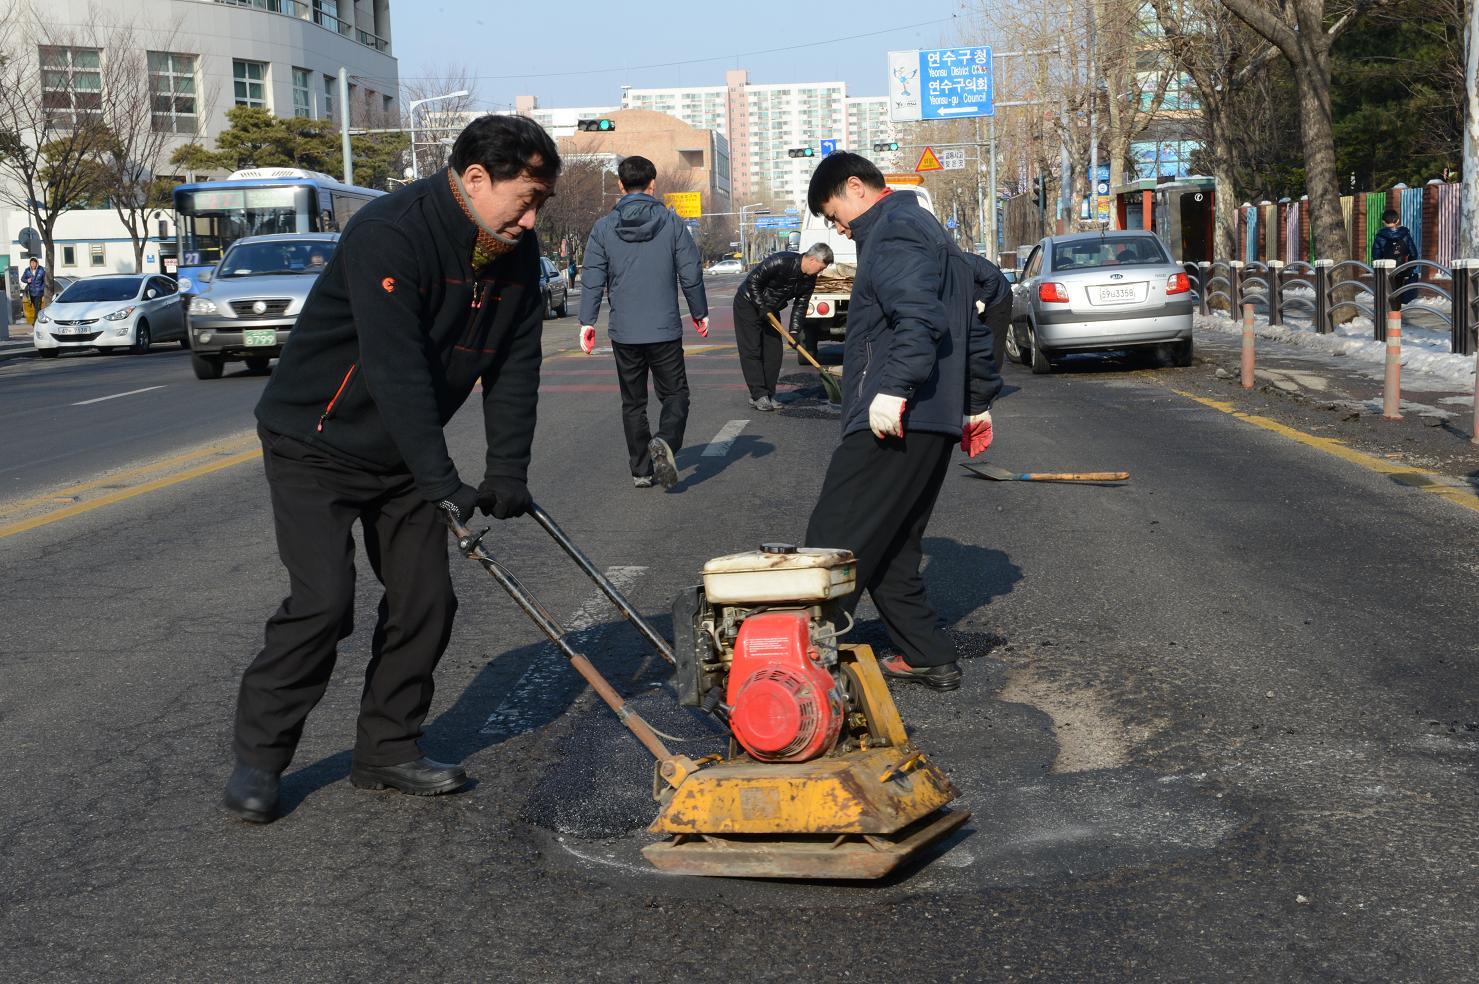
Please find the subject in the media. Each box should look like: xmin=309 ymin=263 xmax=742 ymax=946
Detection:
xmin=1197 ymin=309 xmax=1477 ymax=390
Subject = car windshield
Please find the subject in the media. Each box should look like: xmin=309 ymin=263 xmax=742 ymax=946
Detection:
xmin=57 ymin=278 xmax=142 ymax=303
xmin=217 ymin=240 xmax=337 ymax=278
xmin=1052 ymin=236 xmax=1168 ymax=271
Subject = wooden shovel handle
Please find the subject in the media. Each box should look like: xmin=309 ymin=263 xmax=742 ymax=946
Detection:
xmin=765 ymin=312 xmax=825 ymax=372
xmin=1024 ymin=472 xmax=1130 ymax=482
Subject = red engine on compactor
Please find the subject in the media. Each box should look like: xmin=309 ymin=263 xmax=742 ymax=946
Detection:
xmin=726 ymin=611 xmax=845 ymax=762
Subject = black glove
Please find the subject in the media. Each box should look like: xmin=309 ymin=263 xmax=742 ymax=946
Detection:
xmin=477 ymin=476 xmax=531 ymax=520
xmin=441 ymin=483 xmax=479 ymax=525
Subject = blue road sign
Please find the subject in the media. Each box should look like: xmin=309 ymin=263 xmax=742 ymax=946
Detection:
xmin=919 ymin=46 xmax=993 ymax=120
xmin=820 ymin=139 xmax=838 ymax=156
xmin=946 ymin=217 xmax=957 ymax=230
xmin=753 ymin=217 xmax=801 ymax=230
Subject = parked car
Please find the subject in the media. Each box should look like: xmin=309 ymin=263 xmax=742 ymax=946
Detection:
xmin=33 ymin=274 xmax=185 ymax=358
xmin=1007 ymin=231 xmax=1194 ymax=374
xmin=706 ymin=259 xmax=743 ymax=275
xmin=540 ymin=257 xmax=569 ymax=318
xmin=185 ymin=233 xmax=338 ymax=380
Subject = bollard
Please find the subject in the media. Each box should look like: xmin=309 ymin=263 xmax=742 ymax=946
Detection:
xmin=1197 ymin=261 xmax=1211 ymax=316
xmin=1314 ymin=258 xmax=1334 ymax=334
xmin=1372 ymin=259 xmax=1394 ymax=340
xmin=1267 ymin=260 xmax=1285 ymax=327
xmin=1452 ymin=258 xmax=1473 ymax=356
xmin=1241 ymin=303 xmax=1256 ymax=390
xmin=1230 ymin=260 xmax=1245 ymax=314
xmin=1382 ymin=312 xmax=1402 ymax=420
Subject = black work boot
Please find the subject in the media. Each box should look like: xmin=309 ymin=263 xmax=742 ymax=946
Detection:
xmin=222 ymin=762 xmax=281 ymax=823
xmin=879 ymin=654 xmax=963 ymax=691
xmin=350 ymin=756 xmax=469 ymax=796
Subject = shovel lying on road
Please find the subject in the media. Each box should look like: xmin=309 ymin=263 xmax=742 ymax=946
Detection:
xmin=766 ymin=312 xmax=843 ymax=404
xmin=961 ymin=462 xmax=1130 ymax=483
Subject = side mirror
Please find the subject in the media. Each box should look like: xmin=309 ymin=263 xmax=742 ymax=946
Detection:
xmin=145 ymin=289 xmax=157 ymax=299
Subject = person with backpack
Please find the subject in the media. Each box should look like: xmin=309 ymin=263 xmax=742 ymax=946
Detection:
xmin=799 ymin=153 xmax=1001 ymax=692
xmin=1371 ymin=209 xmax=1418 ymax=312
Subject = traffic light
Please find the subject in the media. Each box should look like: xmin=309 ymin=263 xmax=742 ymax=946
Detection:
xmin=577 ymin=118 xmax=616 ymax=132
xmin=873 ymin=141 xmax=900 ymax=152
xmin=1032 ymin=174 xmax=1047 ymax=209
xmin=786 ymin=147 xmax=815 ymax=158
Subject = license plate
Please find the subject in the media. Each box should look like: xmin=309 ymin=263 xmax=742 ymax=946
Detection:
xmin=243 ymin=329 xmax=276 ymax=347
xmin=1096 ymin=286 xmax=1138 ymax=303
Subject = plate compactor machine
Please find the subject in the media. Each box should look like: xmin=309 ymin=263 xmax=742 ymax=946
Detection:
xmin=446 ymin=504 xmax=968 ymax=880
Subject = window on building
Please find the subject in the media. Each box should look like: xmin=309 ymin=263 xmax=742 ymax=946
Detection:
xmin=61 ymin=245 xmax=77 ymax=266
xmin=39 ymin=46 xmax=102 ymax=126
xmin=148 ymin=51 xmax=197 ymax=134
xmin=89 ymin=244 xmax=106 ymax=267
xmin=324 ymin=74 xmax=335 ymax=121
xmin=233 ymin=59 xmax=267 ymax=108
xmin=292 ymin=67 xmax=312 ymax=117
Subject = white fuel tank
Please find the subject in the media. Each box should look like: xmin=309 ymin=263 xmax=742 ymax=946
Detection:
xmin=701 ymin=544 xmax=856 ymax=605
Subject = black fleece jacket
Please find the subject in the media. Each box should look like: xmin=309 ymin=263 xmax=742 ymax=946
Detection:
xmin=254 ymin=168 xmax=544 ymax=502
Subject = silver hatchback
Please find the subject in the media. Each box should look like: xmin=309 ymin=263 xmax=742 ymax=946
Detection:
xmin=1008 ymin=231 xmax=1194 ymax=374
xmin=185 ymin=233 xmax=338 ymax=379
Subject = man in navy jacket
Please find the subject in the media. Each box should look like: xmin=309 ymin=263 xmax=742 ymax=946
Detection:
xmin=579 ymin=156 xmax=709 ymax=488
xmin=801 ymin=153 xmax=1000 ymax=691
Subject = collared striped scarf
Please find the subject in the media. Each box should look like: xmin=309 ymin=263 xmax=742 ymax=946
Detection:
xmin=447 ymin=169 xmax=514 ymax=271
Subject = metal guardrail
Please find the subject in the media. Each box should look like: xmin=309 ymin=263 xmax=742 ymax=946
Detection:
xmin=1188 ymin=256 xmax=1479 ymax=355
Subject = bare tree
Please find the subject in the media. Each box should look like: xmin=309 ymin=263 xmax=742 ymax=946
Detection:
xmin=1094 ymin=0 xmax=1173 ymax=227
xmin=1213 ymin=0 xmax=1390 ymax=262
xmin=0 ymin=7 xmax=111 ymax=295
xmin=1464 ymin=0 xmax=1478 ymax=257
xmin=401 ymin=64 xmax=480 ymax=179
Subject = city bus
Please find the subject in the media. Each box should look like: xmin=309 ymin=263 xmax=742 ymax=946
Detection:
xmin=172 ymin=168 xmax=384 ymax=291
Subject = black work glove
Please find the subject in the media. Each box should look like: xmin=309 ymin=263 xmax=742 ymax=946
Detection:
xmin=441 ymin=484 xmax=479 ymax=525
xmin=477 ymin=476 xmax=531 ymax=520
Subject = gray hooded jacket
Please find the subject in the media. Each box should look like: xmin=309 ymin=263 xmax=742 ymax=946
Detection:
xmin=579 ymin=193 xmax=708 ymax=344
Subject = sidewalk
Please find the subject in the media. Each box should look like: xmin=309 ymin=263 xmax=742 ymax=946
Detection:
xmin=0 ymin=324 xmax=36 ymax=363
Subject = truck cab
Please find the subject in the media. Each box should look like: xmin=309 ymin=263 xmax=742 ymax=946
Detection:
xmin=797 ymin=174 xmax=937 ymax=350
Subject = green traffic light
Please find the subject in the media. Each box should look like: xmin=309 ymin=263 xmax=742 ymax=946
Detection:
xmin=599 ymin=119 xmax=613 ymax=131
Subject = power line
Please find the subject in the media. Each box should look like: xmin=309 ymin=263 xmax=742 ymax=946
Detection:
xmin=384 ymin=16 xmax=953 ymax=85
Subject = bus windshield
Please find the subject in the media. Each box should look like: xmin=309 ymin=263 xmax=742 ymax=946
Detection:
xmin=176 ymin=185 xmax=316 ymax=269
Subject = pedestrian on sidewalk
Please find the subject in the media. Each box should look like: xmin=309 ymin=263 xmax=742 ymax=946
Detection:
xmin=20 ymin=257 xmax=46 ymax=325
xmin=800 ymin=153 xmax=1000 ymax=693
xmin=1371 ymin=209 xmax=1418 ymax=312
xmin=223 ymin=114 xmax=561 ymax=824
xmin=578 ymin=156 xmax=709 ymax=489
xmin=567 ymin=256 xmax=577 ymax=290
xmin=733 ymin=244 xmax=832 ymax=410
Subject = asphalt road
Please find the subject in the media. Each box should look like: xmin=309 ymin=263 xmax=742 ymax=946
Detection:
xmin=1 ymin=274 xmax=1476 ymax=982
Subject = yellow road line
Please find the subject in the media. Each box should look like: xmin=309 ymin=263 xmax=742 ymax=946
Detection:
xmin=1160 ymin=384 xmax=1479 ymax=516
xmin=0 ymin=435 xmax=259 ymax=518
xmin=0 ymin=448 xmax=263 ymax=540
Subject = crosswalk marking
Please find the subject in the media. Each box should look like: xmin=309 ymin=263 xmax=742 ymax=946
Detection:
xmin=701 ymin=419 xmax=748 ymax=457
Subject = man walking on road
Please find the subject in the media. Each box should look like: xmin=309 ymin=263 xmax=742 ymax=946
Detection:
xmin=20 ymin=257 xmax=46 ymax=325
xmin=579 ymin=156 xmax=708 ymax=489
xmin=733 ymin=244 xmax=833 ymax=410
xmin=801 ymin=153 xmax=1000 ymax=692
xmin=223 ymin=115 xmax=560 ymax=824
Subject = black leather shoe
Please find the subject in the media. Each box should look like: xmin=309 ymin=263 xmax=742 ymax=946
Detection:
xmin=222 ymin=763 xmax=281 ymax=823
xmin=879 ymin=655 xmax=963 ymax=691
xmin=350 ymin=756 xmax=469 ymax=796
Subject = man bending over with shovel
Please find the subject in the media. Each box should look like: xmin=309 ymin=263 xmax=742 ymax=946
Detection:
xmin=801 ymin=153 xmax=1000 ymax=692
xmin=732 ymin=243 xmax=833 ymax=410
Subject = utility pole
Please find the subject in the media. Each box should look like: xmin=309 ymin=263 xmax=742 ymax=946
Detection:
xmin=339 ymin=68 xmax=353 ymax=186
xmin=1463 ymin=0 xmax=1479 ymax=257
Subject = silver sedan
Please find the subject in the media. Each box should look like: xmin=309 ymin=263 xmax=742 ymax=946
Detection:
xmin=1007 ymin=231 xmax=1194 ymax=374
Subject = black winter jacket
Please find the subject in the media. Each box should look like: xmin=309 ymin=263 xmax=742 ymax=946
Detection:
xmin=254 ymin=168 xmax=544 ymax=502
xmin=738 ymin=250 xmax=817 ymax=334
xmin=837 ymin=190 xmax=999 ymax=439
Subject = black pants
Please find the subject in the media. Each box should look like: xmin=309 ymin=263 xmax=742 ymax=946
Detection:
xmin=986 ymin=298 xmax=1012 ymax=374
xmin=613 ymin=339 xmax=689 ymax=477
xmin=804 ymin=429 xmax=957 ymax=668
xmin=734 ymin=295 xmax=783 ymax=400
xmin=233 ymin=427 xmax=457 ymax=772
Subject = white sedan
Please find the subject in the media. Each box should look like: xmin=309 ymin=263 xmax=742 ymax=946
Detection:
xmin=34 ymin=274 xmax=186 ymax=358
xmin=706 ymin=259 xmax=744 ymax=275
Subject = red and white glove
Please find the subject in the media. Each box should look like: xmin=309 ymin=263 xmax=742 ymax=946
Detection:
xmin=961 ymin=410 xmax=994 ymax=457
xmin=868 ymin=394 xmax=907 ymax=439
xmin=693 ymin=316 xmax=709 ymax=338
xmin=579 ymin=325 xmax=596 ymax=354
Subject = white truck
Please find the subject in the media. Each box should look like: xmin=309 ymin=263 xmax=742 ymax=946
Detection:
xmin=795 ymin=174 xmax=938 ymax=352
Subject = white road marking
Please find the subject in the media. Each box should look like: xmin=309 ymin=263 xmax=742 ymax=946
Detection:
xmin=480 ymin=565 xmax=647 ymax=736
xmin=700 ymin=419 xmax=748 ymax=457
xmin=71 ymin=385 xmax=165 ymax=407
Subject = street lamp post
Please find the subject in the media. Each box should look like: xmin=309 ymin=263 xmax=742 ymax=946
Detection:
xmin=738 ymin=202 xmax=771 ymax=267
xmin=408 ymin=89 xmax=470 ymax=180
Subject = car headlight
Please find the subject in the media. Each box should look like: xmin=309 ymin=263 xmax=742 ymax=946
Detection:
xmin=189 ymin=297 xmax=218 ymax=315
xmin=37 ymin=311 xmax=50 ymax=324
xmin=104 ymin=306 xmax=136 ymax=321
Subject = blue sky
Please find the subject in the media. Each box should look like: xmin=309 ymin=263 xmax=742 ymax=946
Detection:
xmin=390 ymin=1 xmax=970 ymax=111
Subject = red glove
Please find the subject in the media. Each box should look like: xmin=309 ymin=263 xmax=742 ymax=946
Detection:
xmin=579 ymin=325 xmax=596 ymax=354
xmin=693 ymin=316 xmax=709 ymax=338
xmin=961 ymin=410 xmax=993 ymax=457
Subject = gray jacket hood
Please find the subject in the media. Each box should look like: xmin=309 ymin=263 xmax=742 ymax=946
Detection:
xmin=613 ymin=194 xmax=669 ymax=243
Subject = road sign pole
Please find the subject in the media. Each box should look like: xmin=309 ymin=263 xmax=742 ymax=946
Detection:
xmin=988 ymin=117 xmax=999 ymax=259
